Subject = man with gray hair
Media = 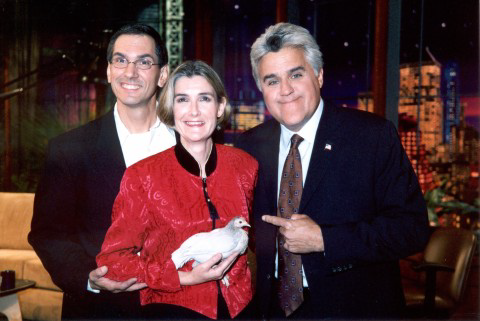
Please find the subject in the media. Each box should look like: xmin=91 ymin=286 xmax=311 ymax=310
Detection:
xmin=237 ymin=22 xmax=429 ymax=319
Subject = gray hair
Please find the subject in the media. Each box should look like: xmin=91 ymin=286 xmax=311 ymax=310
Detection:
xmin=158 ymin=60 xmax=231 ymax=128
xmin=250 ymin=22 xmax=323 ymax=89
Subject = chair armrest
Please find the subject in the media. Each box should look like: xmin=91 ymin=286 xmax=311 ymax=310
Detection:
xmin=411 ymin=261 xmax=455 ymax=311
xmin=412 ymin=261 xmax=455 ymax=273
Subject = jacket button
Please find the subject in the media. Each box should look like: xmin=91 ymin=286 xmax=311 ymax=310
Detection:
xmin=266 ymin=274 xmax=271 ymax=280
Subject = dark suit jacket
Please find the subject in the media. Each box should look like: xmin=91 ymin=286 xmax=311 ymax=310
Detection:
xmin=28 ymin=110 xmax=143 ymax=319
xmin=236 ymin=101 xmax=430 ymax=319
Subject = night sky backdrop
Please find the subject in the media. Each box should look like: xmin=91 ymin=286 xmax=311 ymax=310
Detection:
xmin=4 ymin=0 xmax=479 ymax=126
xmin=183 ymin=0 xmax=479 ymax=127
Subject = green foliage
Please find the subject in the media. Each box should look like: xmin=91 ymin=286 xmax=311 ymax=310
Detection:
xmin=424 ymin=179 xmax=480 ymax=227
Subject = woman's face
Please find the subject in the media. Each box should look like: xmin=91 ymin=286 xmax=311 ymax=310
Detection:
xmin=173 ymin=75 xmax=226 ymax=147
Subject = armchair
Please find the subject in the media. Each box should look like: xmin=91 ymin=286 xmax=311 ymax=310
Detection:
xmin=402 ymin=227 xmax=477 ymax=318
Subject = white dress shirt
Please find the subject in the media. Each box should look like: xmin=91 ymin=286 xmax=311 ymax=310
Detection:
xmin=114 ymin=104 xmax=176 ymax=167
xmin=275 ymin=99 xmax=324 ymax=287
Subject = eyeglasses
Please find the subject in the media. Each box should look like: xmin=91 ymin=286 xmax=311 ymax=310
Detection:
xmin=110 ymin=57 xmax=161 ymax=70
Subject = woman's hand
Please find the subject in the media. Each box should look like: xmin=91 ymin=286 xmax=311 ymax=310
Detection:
xmin=178 ymin=252 xmax=240 ymax=286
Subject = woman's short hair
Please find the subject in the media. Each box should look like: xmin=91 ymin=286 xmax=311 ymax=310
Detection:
xmin=250 ymin=22 xmax=323 ymax=89
xmin=158 ymin=60 xmax=231 ymax=128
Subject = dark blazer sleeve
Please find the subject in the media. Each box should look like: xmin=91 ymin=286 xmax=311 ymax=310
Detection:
xmin=29 ymin=138 xmax=96 ymax=295
xmin=320 ymin=120 xmax=430 ymax=266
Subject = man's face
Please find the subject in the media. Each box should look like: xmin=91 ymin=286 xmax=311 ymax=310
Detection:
xmin=107 ymin=34 xmax=168 ymax=109
xmin=257 ymin=47 xmax=323 ymax=132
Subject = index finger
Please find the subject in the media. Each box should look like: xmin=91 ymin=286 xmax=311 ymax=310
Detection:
xmin=216 ymin=251 xmax=239 ymax=271
xmin=202 ymin=253 xmax=223 ymax=269
xmin=124 ymin=282 xmax=147 ymax=292
xmin=262 ymin=215 xmax=290 ymax=227
xmin=111 ymin=278 xmax=138 ymax=291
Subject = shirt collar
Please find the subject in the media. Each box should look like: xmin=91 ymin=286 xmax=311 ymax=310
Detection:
xmin=280 ymin=98 xmax=324 ymax=149
xmin=114 ymin=103 xmax=161 ymax=142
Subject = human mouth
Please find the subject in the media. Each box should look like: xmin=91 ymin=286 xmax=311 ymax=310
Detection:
xmin=121 ymin=83 xmax=142 ymax=90
xmin=280 ymin=97 xmax=300 ymax=104
xmin=185 ymin=121 xmax=205 ymax=126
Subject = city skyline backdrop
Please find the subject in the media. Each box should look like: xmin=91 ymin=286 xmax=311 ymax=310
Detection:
xmin=0 ymin=0 xmax=478 ymax=198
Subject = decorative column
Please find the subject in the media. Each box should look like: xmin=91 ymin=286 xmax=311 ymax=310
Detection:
xmin=165 ymin=0 xmax=184 ymax=69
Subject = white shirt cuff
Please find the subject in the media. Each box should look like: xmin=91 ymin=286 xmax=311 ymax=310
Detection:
xmin=87 ymin=279 xmax=100 ymax=293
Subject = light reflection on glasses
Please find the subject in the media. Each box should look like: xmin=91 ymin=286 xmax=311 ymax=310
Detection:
xmin=110 ymin=57 xmax=161 ymax=70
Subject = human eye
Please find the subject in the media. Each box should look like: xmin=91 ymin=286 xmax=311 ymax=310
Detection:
xmin=291 ymin=72 xmax=303 ymax=79
xmin=137 ymin=59 xmax=153 ymax=66
xmin=175 ymin=96 xmax=188 ymax=103
xmin=113 ymin=57 xmax=127 ymax=65
xmin=267 ymin=79 xmax=279 ymax=86
xmin=199 ymin=95 xmax=212 ymax=102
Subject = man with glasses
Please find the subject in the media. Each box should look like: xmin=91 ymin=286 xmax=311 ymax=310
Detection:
xmin=28 ymin=23 xmax=176 ymax=319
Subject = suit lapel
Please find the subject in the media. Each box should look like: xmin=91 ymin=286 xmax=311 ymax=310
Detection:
xmin=93 ymin=110 xmax=126 ymax=194
xmin=300 ymin=101 xmax=341 ymax=212
xmin=261 ymin=121 xmax=281 ymax=212
xmin=256 ymin=121 xmax=281 ymax=261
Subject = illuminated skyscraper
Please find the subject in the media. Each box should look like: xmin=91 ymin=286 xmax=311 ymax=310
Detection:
xmin=398 ymin=113 xmax=435 ymax=193
xmin=442 ymin=62 xmax=461 ymax=145
xmin=225 ymin=101 xmax=267 ymax=145
xmin=398 ymin=62 xmax=443 ymax=154
xmin=231 ymin=103 xmax=266 ymax=131
xmin=357 ymin=92 xmax=374 ymax=113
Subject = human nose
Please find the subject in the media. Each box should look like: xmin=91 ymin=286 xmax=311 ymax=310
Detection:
xmin=123 ymin=61 xmax=139 ymax=78
xmin=190 ymin=101 xmax=200 ymax=116
xmin=280 ymin=79 xmax=294 ymax=96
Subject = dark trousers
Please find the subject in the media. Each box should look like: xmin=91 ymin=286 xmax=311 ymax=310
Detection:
xmin=62 ymin=291 xmax=142 ymax=320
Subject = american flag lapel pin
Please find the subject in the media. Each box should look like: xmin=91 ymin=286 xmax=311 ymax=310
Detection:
xmin=324 ymin=143 xmax=332 ymax=151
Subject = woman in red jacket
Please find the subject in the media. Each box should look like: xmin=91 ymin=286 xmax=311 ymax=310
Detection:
xmin=97 ymin=61 xmax=258 ymax=319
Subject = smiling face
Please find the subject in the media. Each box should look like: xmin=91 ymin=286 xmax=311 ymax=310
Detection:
xmin=107 ymin=34 xmax=168 ymax=110
xmin=173 ymin=75 xmax=226 ymax=148
xmin=258 ymin=47 xmax=323 ymax=132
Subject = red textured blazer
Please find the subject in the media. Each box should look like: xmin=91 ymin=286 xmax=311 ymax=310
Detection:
xmin=97 ymin=143 xmax=258 ymax=319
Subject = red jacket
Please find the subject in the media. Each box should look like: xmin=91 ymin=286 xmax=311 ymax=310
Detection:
xmin=97 ymin=143 xmax=258 ymax=319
